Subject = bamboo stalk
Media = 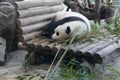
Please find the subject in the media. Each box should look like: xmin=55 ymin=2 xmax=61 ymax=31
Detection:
xmin=21 ymin=21 xmax=50 ymax=34
xmin=22 ymin=31 xmax=42 ymax=41
xmin=18 ymin=13 xmax=55 ymax=26
xmin=15 ymin=0 xmax=64 ymax=10
xmin=17 ymin=5 xmax=64 ymax=18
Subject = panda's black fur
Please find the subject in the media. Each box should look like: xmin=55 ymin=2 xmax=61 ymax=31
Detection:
xmin=41 ymin=15 xmax=88 ymax=38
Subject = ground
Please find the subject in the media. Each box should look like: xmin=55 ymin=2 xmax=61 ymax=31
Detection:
xmin=0 ymin=51 xmax=120 ymax=80
xmin=0 ymin=50 xmax=48 ymax=80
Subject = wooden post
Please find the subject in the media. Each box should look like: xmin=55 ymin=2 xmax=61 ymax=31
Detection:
xmin=94 ymin=0 xmax=101 ymax=23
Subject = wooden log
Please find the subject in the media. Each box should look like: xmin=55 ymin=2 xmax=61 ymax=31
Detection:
xmin=17 ymin=5 xmax=64 ymax=18
xmin=18 ymin=13 xmax=55 ymax=26
xmin=22 ymin=31 xmax=42 ymax=41
xmin=102 ymin=48 xmax=120 ymax=64
xmin=20 ymin=21 xmax=50 ymax=34
xmin=15 ymin=0 xmax=64 ymax=10
xmin=52 ymin=44 xmax=62 ymax=51
xmin=40 ymin=41 xmax=49 ymax=47
xmin=45 ymin=43 xmax=55 ymax=49
xmin=18 ymin=42 xmax=27 ymax=50
xmin=79 ymin=41 xmax=104 ymax=53
xmin=85 ymin=39 xmax=117 ymax=54
xmin=94 ymin=39 xmax=120 ymax=62
xmin=70 ymin=42 xmax=91 ymax=52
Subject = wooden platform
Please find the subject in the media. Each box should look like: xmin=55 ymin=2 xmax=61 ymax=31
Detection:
xmin=16 ymin=0 xmax=120 ymax=66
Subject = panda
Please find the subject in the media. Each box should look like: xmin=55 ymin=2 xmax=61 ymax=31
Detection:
xmin=41 ymin=11 xmax=91 ymax=41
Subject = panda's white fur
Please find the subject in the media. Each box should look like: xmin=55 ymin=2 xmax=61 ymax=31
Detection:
xmin=41 ymin=11 xmax=91 ymax=41
xmin=51 ymin=11 xmax=91 ymax=40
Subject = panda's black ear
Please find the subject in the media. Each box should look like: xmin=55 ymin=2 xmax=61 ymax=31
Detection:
xmin=66 ymin=26 xmax=71 ymax=34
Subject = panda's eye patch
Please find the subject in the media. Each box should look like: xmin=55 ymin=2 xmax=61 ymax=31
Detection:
xmin=56 ymin=32 xmax=59 ymax=36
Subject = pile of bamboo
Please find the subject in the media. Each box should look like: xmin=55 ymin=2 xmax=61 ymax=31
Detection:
xmin=16 ymin=0 xmax=64 ymax=42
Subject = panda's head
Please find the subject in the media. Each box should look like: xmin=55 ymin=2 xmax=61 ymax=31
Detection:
xmin=52 ymin=25 xmax=71 ymax=40
xmin=52 ymin=21 xmax=82 ymax=40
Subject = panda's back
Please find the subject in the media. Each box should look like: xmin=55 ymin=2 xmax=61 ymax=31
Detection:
xmin=55 ymin=11 xmax=91 ymax=31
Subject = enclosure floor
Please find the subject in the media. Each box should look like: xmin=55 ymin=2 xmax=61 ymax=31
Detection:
xmin=0 ymin=50 xmax=48 ymax=80
xmin=0 ymin=50 xmax=120 ymax=80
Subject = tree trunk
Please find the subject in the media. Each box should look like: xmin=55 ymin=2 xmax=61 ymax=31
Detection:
xmin=94 ymin=0 xmax=101 ymax=23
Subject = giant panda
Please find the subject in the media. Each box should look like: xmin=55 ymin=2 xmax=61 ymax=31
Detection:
xmin=41 ymin=11 xmax=91 ymax=41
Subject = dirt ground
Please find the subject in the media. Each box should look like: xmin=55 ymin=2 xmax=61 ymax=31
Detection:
xmin=0 ymin=50 xmax=49 ymax=80
xmin=0 ymin=37 xmax=120 ymax=80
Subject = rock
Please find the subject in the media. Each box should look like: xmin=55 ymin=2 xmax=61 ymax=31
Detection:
xmin=0 ymin=2 xmax=17 ymax=52
xmin=0 ymin=37 xmax=6 ymax=65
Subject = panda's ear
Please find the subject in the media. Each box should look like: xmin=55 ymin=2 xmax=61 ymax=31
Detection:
xmin=65 ymin=26 xmax=71 ymax=34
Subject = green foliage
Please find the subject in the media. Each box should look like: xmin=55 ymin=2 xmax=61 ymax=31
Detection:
xmin=115 ymin=13 xmax=120 ymax=35
xmin=49 ymin=60 xmax=120 ymax=80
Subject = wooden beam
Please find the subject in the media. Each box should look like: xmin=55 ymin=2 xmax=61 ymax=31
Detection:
xmin=20 ymin=21 xmax=50 ymax=34
xmin=17 ymin=5 xmax=64 ymax=18
xmin=22 ymin=31 xmax=42 ymax=41
xmin=15 ymin=0 xmax=64 ymax=10
xmin=18 ymin=13 xmax=54 ymax=26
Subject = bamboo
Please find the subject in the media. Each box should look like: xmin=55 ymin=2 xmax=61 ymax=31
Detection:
xmin=18 ymin=13 xmax=55 ymax=26
xmin=21 ymin=21 xmax=50 ymax=34
xmin=17 ymin=5 xmax=64 ymax=18
xmin=22 ymin=31 xmax=42 ymax=41
xmin=15 ymin=0 xmax=64 ymax=10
